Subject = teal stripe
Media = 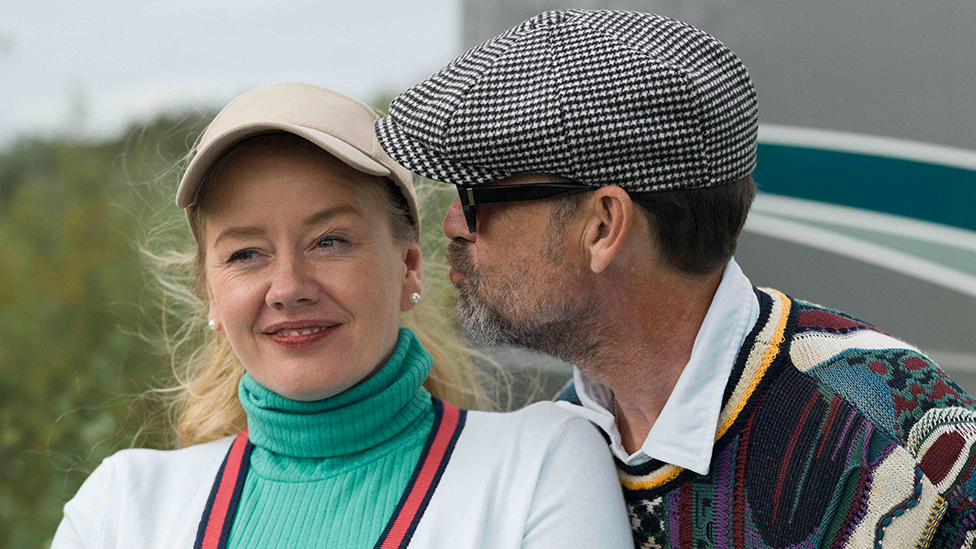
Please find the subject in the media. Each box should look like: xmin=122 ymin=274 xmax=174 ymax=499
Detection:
xmin=755 ymin=144 xmax=976 ymax=233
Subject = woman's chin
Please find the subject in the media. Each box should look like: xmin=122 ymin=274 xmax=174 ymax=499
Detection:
xmin=246 ymin=350 xmax=360 ymax=401
xmin=261 ymin=370 xmax=357 ymax=401
xmin=245 ymin=326 xmax=389 ymax=401
xmin=282 ymin=384 xmax=348 ymax=402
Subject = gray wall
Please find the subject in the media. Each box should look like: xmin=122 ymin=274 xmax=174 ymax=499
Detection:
xmin=462 ymin=0 xmax=976 ymax=152
xmin=737 ymin=231 xmax=976 ymax=390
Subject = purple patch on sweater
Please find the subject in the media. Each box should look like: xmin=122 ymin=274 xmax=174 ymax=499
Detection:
xmin=713 ymin=442 xmax=735 ymax=548
xmin=743 ymin=502 xmax=763 ymax=548
xmin=668 ymin=488 xmax=682 ymax=548
xmin=833 ymin=408 xmax=858 ymax=461
xmin=845 ymin=420 xmax=867 ymax=466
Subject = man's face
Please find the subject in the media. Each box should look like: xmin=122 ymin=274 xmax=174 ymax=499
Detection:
xmin=443 ymin=174 xmax=599 ymax=361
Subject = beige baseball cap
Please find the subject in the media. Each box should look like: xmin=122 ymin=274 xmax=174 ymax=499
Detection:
xmin=176 ymin=82 xmax=419 ymax=228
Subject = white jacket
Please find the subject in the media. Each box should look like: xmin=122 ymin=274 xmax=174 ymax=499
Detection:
xmin=52 ymin=402 xmax=634 ymax=548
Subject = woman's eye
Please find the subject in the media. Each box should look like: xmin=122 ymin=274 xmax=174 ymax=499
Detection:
xmin=316 ymin=237 xmax=343 ymax=249
xmin=228 ymin=249 xmax=257 ymax=263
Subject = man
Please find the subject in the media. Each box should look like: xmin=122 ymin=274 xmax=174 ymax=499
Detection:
xmin=376 ymin=10 xmax=976 ymax=548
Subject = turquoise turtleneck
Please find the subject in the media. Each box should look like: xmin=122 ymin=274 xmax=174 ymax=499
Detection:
xmin=227 ymin=327 xmax=436 ymax=548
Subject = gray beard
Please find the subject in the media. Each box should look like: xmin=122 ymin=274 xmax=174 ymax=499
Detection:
xmin=456 ymin=288 xmax=522 ymax=346
xmin=455 ymin=271 xmax=601 ymax=365
xmin=448 ymin=238 xmax=602 ymax=364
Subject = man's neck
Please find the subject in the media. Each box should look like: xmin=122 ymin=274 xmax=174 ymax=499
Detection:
xmin=579 ymin=270 xmax=722 ymax=455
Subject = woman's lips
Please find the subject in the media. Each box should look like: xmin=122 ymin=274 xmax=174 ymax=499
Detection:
xmin=266 ymin=325 xmax=339 ymax=349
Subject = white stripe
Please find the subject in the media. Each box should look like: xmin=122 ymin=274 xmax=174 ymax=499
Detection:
xmin=752 ymin=193 xmax=976 ymax=252
xmin=744 ymin=214 xmax=976 ymax=298
xmin=790 ymin=329 xmax=920 ymax=373
xmin=758 ymin=124 xmax=976 ymax=171
xmin=846 ymin=449 xmax=940 ymax=549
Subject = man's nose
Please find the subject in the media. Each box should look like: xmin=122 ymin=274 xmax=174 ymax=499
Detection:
xmin=443 ymin=196 xmax=475 ymax=241
xmin=266 ymin=256 xmax=319 ymax=309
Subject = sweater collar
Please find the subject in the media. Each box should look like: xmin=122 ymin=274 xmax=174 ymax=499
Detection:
xmin=239 ymin=327 xmax=433 ymax=459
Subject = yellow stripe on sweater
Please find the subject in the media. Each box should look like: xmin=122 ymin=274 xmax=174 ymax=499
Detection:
xmin=916 ymin=495 xmax=948 ymax=549
xmin=715 ymin=288 xmax=791 ymax=439
xmin=619 ymin=464 xmax=682 ymax=491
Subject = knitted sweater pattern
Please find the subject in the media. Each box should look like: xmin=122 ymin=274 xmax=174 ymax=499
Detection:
xmin=589 ymin=288 xmax=976 ymax=549
xmin=226 ymin=327 xmax=436 ymax=548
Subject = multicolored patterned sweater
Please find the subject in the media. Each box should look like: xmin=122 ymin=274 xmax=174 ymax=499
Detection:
xmin=562 ymin=288 xmax=976 ymax=548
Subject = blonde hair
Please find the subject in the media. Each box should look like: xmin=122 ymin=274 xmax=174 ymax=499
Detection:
xmin=142 ymin=133 xmax=496 ymax=448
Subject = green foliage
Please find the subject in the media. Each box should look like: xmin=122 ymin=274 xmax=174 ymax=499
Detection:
xmin=0 ymin=113 xmax=212 ymax=548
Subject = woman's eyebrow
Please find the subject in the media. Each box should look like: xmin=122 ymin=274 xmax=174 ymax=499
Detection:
xmin=302 ymin=204 xmax=362 ymax=227
xmin=213 ymin=206 xmax=362 ymax=247
xmin=213 ymin=225 xmax=265 ymax=246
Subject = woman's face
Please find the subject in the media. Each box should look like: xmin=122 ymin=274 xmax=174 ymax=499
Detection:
xmin=201 ymin=142 xmax=422 ymax=401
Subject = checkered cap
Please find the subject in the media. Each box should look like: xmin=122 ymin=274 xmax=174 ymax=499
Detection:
xmin=375 ymin=10 xmax=758 ymax=191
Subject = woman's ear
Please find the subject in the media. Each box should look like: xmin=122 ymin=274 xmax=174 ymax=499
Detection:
xmin=400 ymin=243 xmax=424 ymax=312
xmin=582 ymin=185 xmax=635 ymax=274
xmin=206 ymin=279 xmax=224 ymax=333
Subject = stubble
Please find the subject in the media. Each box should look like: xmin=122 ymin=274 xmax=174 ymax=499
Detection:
xmin=446 ymin=238 xmax=601 ymax=364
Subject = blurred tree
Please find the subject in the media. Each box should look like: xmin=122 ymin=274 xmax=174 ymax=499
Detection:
xmin=0 ymin=113 xmax=212 ymax=548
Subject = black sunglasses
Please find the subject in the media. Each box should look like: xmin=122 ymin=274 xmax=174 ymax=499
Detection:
xmin=456 ymin=182 xmax=593 ymax=233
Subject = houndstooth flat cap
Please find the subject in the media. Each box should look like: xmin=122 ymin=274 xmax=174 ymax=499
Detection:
xmin=375 ymin=10 xmax=758 ymax=191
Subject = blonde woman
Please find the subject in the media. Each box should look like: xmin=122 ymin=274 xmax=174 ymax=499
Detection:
xmin=51 ymin=83 xmax=633 ymax=549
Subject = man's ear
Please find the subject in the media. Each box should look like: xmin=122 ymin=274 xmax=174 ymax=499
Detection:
xmin=582 ymin=186 xmax=635 ymax=274
xmin=400 ymin=243 xmax=424 ymax=312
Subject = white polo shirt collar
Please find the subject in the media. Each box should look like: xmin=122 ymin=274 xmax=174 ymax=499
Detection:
xmin=560 ymin=258 xmax=759 ymax=475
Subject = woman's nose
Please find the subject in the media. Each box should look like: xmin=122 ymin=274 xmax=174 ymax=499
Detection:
xmin=443 ymin=196 xmax=475 ymax=241
xmin=266 ymin=256 xmax=319 ymax=309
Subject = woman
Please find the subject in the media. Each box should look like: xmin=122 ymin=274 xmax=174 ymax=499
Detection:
xmin=51 ymin=83 xmax=633 ymax=548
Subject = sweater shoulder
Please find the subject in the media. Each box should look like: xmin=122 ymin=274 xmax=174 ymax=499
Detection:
xmin=463 ymin=401 xmax=599 ymax=443
xmin=54 ymin=437 xmax=234 ymax=548
xmin=411 ymin=403 xmax=628 ymax=547
xmin=739 ymin=299 xmax=976 ymax=545
xmin=96 ymin=436 xmax=233 ymax=519
xmin=776 ymin=299 xmax=976 ymax=502
xmin=102 ymin=435 xmax=234 ymax=482
xmin=785 ymin=299 xmax=976 ymax=444
xmin=458 ymin=402 xmax=608 ymax=468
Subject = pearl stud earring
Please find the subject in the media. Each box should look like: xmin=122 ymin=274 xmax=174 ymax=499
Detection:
xmin=410 ymin=292 xmax=421 ymax=304
xmin=208 ymin=320 xmax=218 ymax=331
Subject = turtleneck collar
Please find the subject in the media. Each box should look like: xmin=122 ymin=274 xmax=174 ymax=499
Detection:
xmin=239 ymin=327 xmax=433 ymax=459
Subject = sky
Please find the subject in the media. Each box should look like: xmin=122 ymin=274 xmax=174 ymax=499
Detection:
xmin=0 ymin=0 xmax=461 ymax=145
xmin=4 ymin=0 xmax=973 ymax=151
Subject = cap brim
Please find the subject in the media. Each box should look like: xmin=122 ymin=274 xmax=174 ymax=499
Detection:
xmin=177 ymin=121 xmax=393 ymax=209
